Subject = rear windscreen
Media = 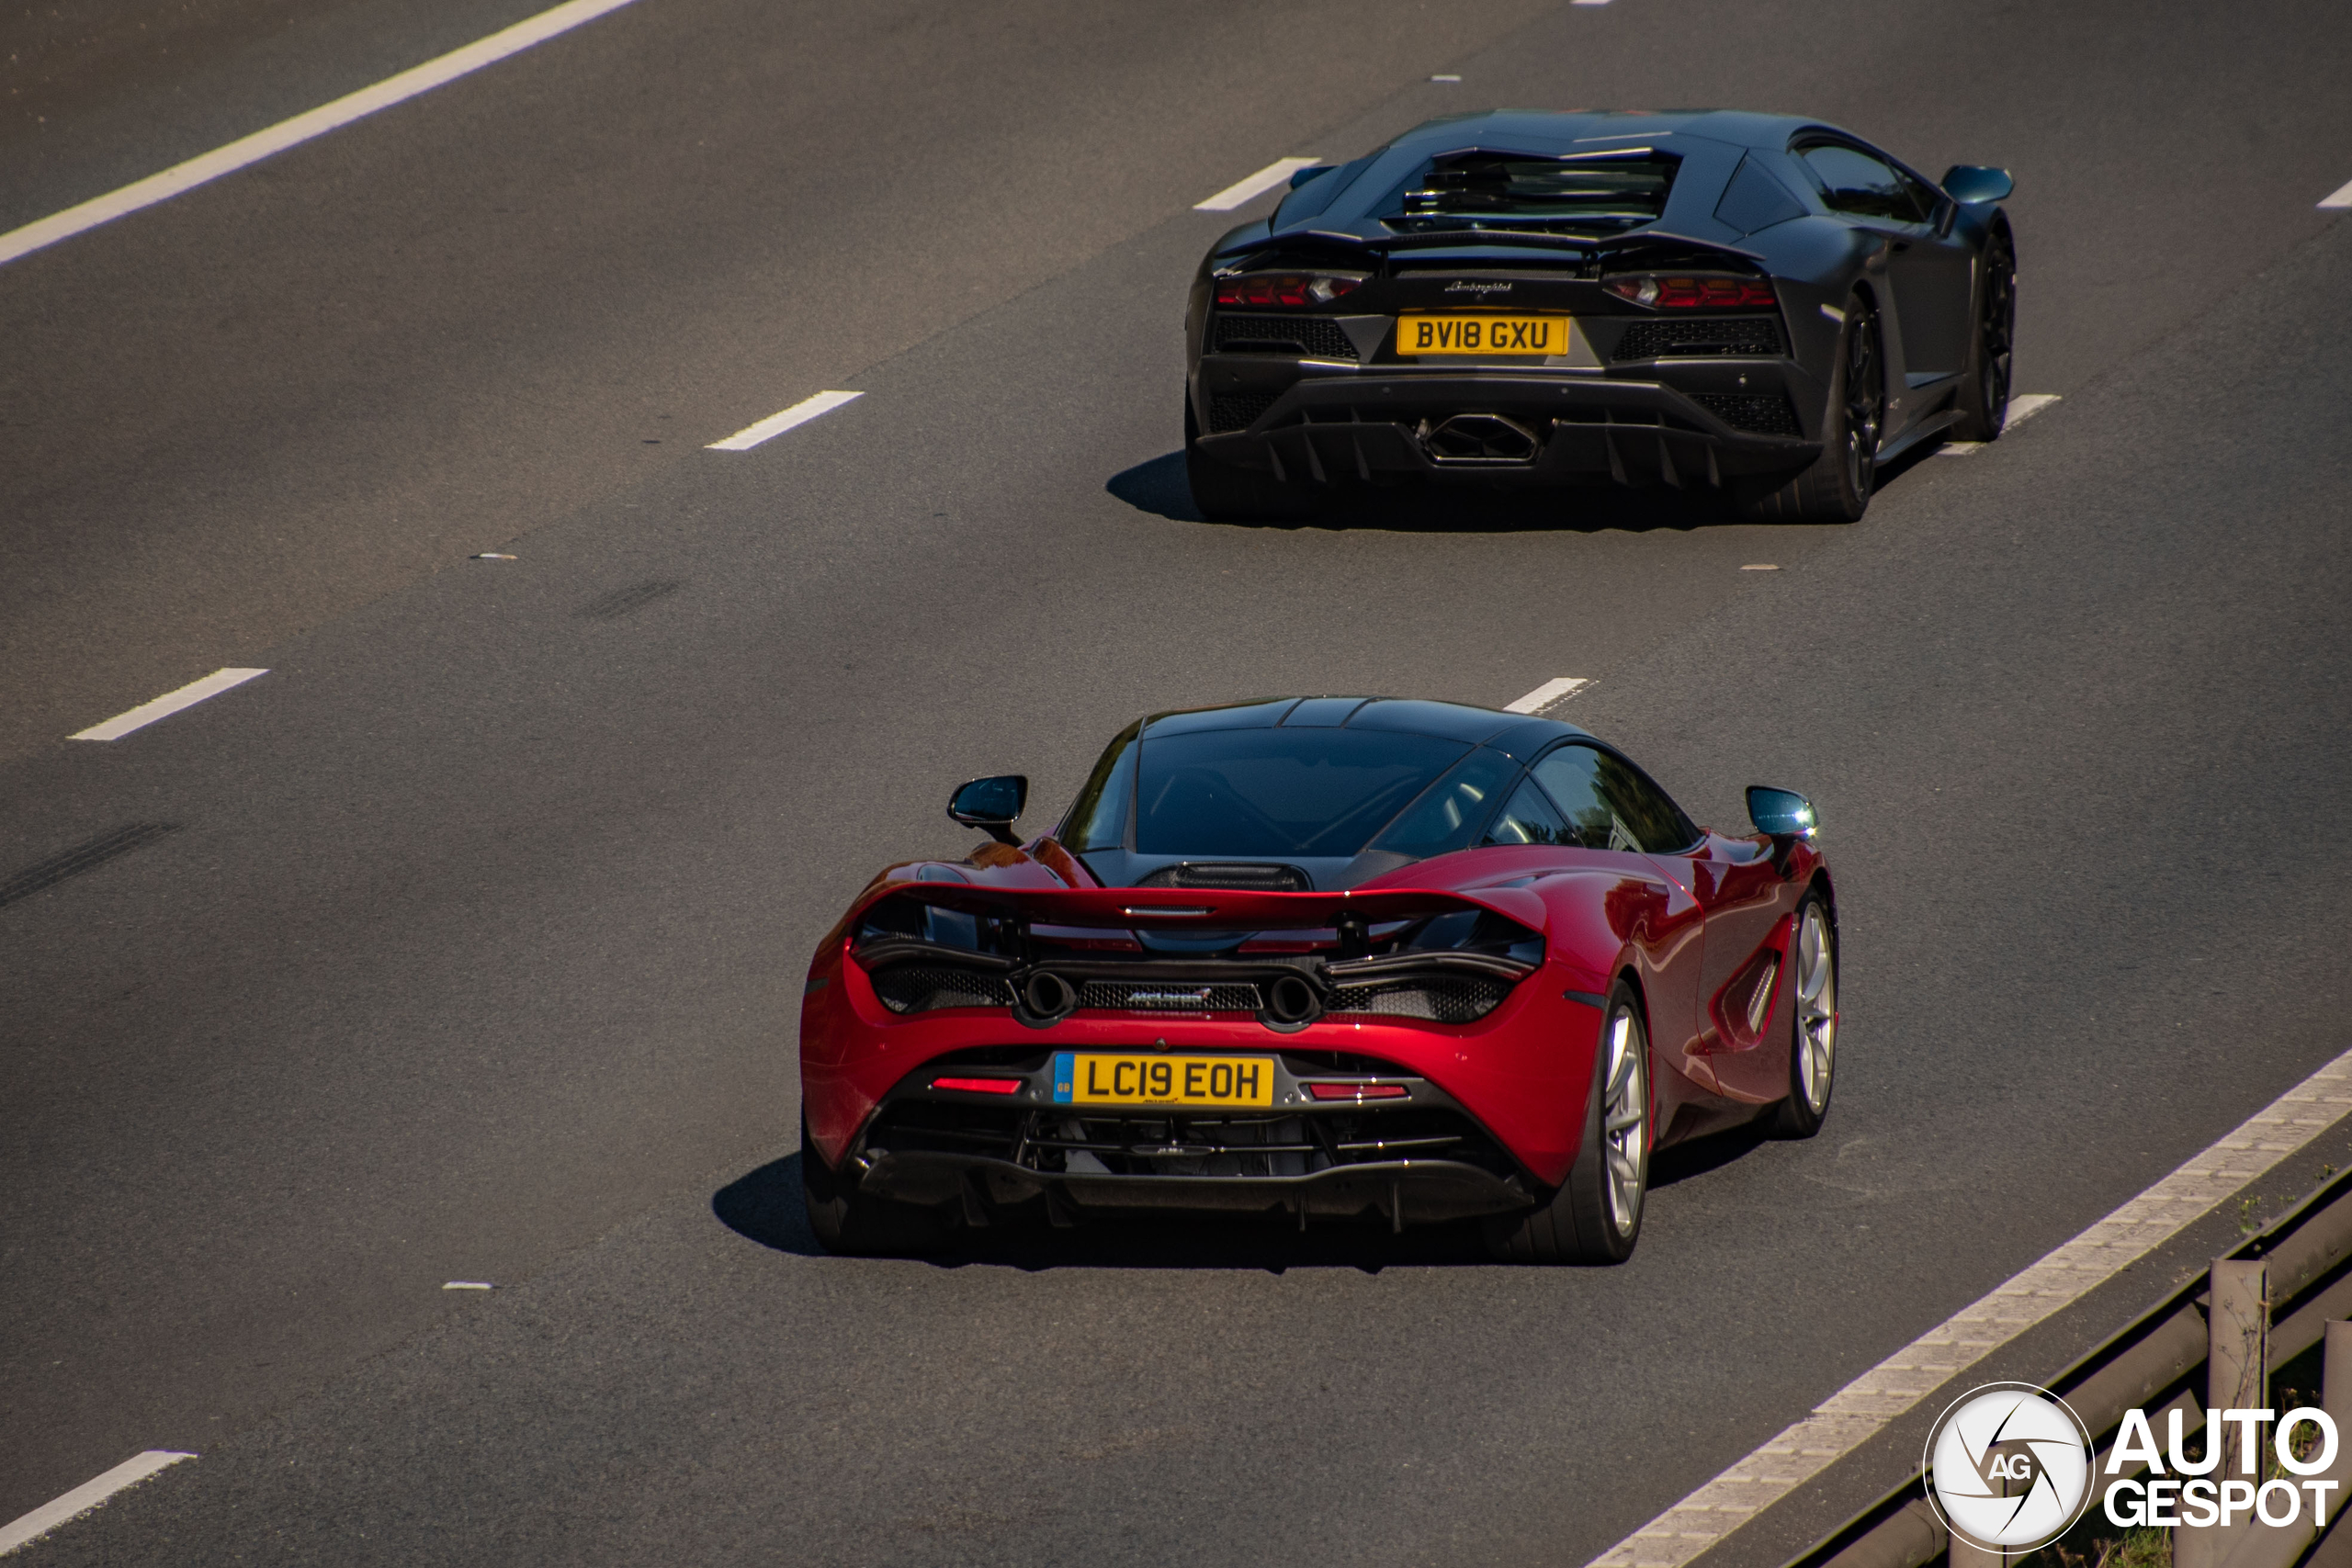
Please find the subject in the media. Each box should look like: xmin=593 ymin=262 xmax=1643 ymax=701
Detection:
xmin=1135 ymin=729 xmax=1469 ymax=858
xmin=1385 ymin=149 xmax=1679 ymax=237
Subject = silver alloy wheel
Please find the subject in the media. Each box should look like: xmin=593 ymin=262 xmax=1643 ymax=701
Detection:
xmin=1795 ymin=903 xmax=1838 ymax=1114
xmin=1600 ymin=1004 xmax=1649 ymax=1235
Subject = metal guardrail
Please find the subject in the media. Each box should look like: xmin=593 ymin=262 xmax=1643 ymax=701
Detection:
xmin=1791 ymin=1167 xmax=2352 ymax=1568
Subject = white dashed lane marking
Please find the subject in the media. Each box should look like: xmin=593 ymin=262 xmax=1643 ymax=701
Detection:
xmin=0 ymin=0 xmax=644 ymax=269
xmin=70 ymin=669 xmax=268 ymax=741
xmin=1505 ymin=677 xmax=1590 ymax=714
xmin=707 ymin=390 xmax=863 ymax=452
xmin=0 ymin=1451 xmax=195 ymax=1556
xmin=1584 ymin=1046 xmax=2352 ymax=1568
xmin=2319 ymin=177 xmax=2352 ymax=210
xmin=1936 ymin=392 xmax=2060 ymax=457
xmin=1194 ymin=157 xmax=1323 ymax=212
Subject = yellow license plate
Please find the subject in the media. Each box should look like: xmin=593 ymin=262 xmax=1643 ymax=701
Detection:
xmin=1397 ymin=312 xmax=1571 ymax=356
xmin=1052 ymin=1053 xmax=1276 ymax=1107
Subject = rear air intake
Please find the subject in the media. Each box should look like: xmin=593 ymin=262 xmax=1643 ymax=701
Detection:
xmin=1690 ymin=391 xmax=1802 ymax=436
xmin=1208 ymin=391 xmax=1279 ymax=434
xmin=1212 ymin=314 xmax=1360 ymax=359
xmin=1613 ymin=317 xmax=1784 ymax=361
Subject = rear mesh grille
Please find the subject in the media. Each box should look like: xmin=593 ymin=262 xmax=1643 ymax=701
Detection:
xmin=1213 ymin=313 xmax=1358 ymax=359
xmin=1331 ymin=977 xmax=1510 ymax=1024
xmin=1208 ymin=391 xmax=1280 ymax=433
xmin=1079 ymin=980 xmax=1262 ymax=1013
xmin=1690 ymin=391 xmax=1802 ymax=436
xmin=870 ymin=965 xmax=1016 ymax=1014
xmin=1612 ymin=316 xmax=1785 ymax=361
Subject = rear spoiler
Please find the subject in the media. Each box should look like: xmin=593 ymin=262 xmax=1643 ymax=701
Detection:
xmin=850 ymin=880 xmax=1549 ymax=934
xmin=1217 ymin=224 xmax=1762 ymax=264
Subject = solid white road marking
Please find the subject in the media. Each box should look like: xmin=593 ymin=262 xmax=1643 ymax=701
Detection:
xmin=1194 ymin=157 xmax=1323 ymax=212
xmin=1937 ymin=392 xmax=2062 ymax=457
xmin=71 ymin=669 xmax=268 ymax=741
xmin=0 ymin=1451 xmax=196 ymax=1556
xmin=1504 ymin=677 xmax=1590 ymax=715
xmin=1585 ymin=1046 xmax=2352 ymax=1568
xmin=2319 ymin=177 xmax=2352 ymax=210
xmin=0 ymin=0 xmax=644 ymax=270
xmin=706 ymin=390 xmax=863 ymax=452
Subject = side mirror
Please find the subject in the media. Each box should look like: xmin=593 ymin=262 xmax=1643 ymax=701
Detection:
xmin=1747 ymin=786 xmax=1818 ymax=841
xmin=948 ymin=774 xmax=1027 ymax=845
xmin=1940 ymin=164 xmax=2014 ymax=204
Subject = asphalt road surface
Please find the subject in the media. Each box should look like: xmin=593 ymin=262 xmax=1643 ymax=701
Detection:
xmin=5 ymin=1 xmax=2351 ymax=1562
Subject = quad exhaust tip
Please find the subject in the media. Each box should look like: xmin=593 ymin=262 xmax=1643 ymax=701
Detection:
xmin=1420 ymin=412 xmax=1540 ymax=465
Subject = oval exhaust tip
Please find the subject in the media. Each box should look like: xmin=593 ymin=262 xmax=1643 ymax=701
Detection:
xmin=1265 ymin=973 xmax=1322 ymax=1025
xmin=1022 ymin=971 xmax=1078 ymax=1019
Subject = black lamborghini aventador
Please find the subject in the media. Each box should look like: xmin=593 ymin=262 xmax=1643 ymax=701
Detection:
xmin=1184 ymin=110 xmax=2017 ymax=523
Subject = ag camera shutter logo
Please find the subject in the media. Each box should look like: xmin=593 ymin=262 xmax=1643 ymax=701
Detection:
xmin=1924 ymin=1383 xmax=2096 ymax=1552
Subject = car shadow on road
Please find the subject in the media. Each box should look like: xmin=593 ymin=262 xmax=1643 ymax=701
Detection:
xmin=1107 ymin=438 xmax=1950 ymax=534
xmin=712 ymin=1153 xmax=829 ymax=1258
xmin=714 ymin=1152 xmax=1490 ymax=1271
xmin=714 ymin=1126 xmax=1776 ymax=1273
xmin=1106 ymin=449 xmax=1747 ymax=535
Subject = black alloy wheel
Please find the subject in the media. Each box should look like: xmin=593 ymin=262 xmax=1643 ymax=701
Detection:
xmin=1951 ymin=236 xmax=2017 ymax=442
xmin=1838 ymin=299 xmax=1886 ymax=502
xmin=1733 ymin=292 xmax=1883 ymax=524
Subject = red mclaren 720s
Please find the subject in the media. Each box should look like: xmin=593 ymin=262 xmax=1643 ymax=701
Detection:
xmin=798 ymin=697 xmax=1837 ymax=1263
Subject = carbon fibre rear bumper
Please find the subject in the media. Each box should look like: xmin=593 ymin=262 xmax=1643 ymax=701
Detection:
xmin=858 ymin=1149 xmax=1534 ymax=1226
xmin=1193 ymin=369 xmax=1825 ymax=485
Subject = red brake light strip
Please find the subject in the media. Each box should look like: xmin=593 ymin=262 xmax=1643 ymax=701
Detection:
xmin=933 ymin=1076 xmax=1024 ymax=1095
xmin=1305 ymin=1081 xmax=1410 ymax=1101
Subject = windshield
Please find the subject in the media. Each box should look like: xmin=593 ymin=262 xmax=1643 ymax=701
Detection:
xmin=1134 ymin=728 xmax=1469 ymax=858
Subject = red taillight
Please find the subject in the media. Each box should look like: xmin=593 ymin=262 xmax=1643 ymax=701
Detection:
xmin=933 ymin=1076 xmax=1023 ymax=1095
xmin=1214 ymin=273 xmax=1363 ymax=308
xmin=1305 ymin=1081 xmax=1410 ymax=1101
xmin=1604 ymin=275 xmax=1778 ymax=309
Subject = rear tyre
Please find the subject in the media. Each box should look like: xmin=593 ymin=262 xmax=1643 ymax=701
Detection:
xmin=1766 ymin=893 xmax=1838 ymax=1138
xmin=1185 ymin=392 xmax=1311 ymax=522
xmin=1734 ymin=292 xmax=1883 ymax=524
xmin=1949 ymin=235 xmax=2016 ymax=442
xmin=1484 ymin=980 xmax=1650 ymax=1264
xmin=802 ymin=1114 xmax=940 ymax=1257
